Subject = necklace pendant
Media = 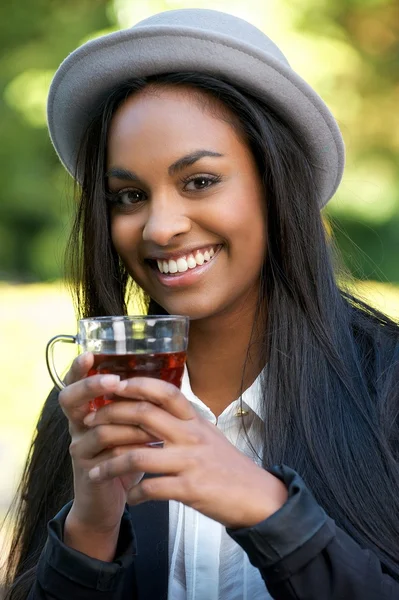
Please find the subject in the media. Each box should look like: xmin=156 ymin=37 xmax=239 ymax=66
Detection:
xmin=235 ymin=407 xmax=249 ymax=417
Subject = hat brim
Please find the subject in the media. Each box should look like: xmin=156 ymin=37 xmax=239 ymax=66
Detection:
xmin=48 ymin=25 xmax=345 ymax=207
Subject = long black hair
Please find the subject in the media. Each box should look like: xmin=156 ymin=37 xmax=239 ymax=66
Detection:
xmin=3 ymin=72 xmax=399 ymax=598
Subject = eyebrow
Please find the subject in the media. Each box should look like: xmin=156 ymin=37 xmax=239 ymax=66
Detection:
xmin=105 ymin=150 xmax=224 ymax=181
xmin=105 ymin=167 xmax=139 ymax=181
xmin=168 ymin=150 xmax=223 ymax=175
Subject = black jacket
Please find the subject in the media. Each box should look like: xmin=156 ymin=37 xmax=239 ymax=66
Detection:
xmin=27 ymin=465 xmax=399 ymax=600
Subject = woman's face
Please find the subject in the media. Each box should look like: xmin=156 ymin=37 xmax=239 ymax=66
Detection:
xmin=106 ymin=85 xmax=266 ymax=321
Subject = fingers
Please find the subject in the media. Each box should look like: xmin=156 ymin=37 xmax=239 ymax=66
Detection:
xmin=69 ymin=424 xmax=159 ymax=460
xmin=59 ymin=372 xmax=121 ymax=426
xmin=64 ymin=352 xmax=94 ymax=385
xmin=83 ymin=400 xmax=192 ymax=444
xmin=88 ymin=447 xmax=188 ymax=482
xmin=127 ymin=476 xmax=185 ymax=505
xmin=60 ymin=371 xmax=195 ymax=435
xmin=117 ymin=377 xmax=197 ymax=420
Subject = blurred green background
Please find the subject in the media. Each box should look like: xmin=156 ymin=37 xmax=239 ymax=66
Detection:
xmin=0 ymin=0 xmax=398 ymax=545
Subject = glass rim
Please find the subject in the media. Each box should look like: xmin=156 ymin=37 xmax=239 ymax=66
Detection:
xmin=78 ymin=315 xmax=189 ymax=324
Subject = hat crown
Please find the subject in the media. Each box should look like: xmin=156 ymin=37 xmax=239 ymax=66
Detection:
xmin=135 ymin=8 xmax=290 ymax=68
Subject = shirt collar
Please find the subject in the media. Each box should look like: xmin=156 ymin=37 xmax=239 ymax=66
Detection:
xmin=239 ymin=370 xmax=264 ymax=421
xmin=180 ymin=365 xmax=265 ymax=423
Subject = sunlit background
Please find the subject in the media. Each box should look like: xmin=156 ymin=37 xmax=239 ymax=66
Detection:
xmin=1 ymin=0 xmax=398 ymax=549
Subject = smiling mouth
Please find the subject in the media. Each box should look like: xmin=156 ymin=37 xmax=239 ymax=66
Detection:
xmin=148 ymin=245 xmax=221 ymax=276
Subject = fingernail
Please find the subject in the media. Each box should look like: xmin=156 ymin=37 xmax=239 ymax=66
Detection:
xmin=83 ymin=412 xmax=96 ymax=426
xmin=100 ymin=374 xmax=120 ymax=387
xmin=88 ymin=466 xmax=101 ymax=481
xmin=117 ymin=380 xmax=128 ymax=391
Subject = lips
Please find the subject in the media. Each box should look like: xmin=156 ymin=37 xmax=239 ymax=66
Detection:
xmin=156 ymin=246 xmax=217 ymax=274
xmin=143 ymin=244 xmax=223 ymax=290
xmin=146 ymin=244 xmax=221 ymax=276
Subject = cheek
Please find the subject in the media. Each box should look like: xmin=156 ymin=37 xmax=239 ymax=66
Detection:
xmin=110 ymin=217 xmax=139 ymax=259
xmin=221 ymin=193 xmax=267 ymax=263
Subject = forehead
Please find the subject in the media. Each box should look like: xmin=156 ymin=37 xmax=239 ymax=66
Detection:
xmin=106 ymin=85 xmax=244 ymax=160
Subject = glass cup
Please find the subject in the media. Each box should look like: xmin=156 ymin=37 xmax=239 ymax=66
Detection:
xmin=46 ymin=315 xmax=189 ymax=410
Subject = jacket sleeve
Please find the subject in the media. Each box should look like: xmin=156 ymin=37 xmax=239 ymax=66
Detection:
xmin=227 ymin=465 xmax=399 ymax=600
xmin=26 ymin=502 xmax=137 ymax=600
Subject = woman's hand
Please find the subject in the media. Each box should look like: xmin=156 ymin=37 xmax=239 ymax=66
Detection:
xmin=58 ymin=353 xmax=159 ymax=559
xmin=84 ymin=377 xmax=288 ymax=529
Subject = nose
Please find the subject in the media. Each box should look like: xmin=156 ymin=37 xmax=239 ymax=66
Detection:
xmin=142 ymin=200 xmax=191 ymax=246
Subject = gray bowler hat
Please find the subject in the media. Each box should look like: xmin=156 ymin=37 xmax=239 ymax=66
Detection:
xmin=47 ymin=8 xmax=345 ymax=207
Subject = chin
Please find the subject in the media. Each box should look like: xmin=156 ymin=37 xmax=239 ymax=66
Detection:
xmin=151 ymin=298 xmax=222 ymax=321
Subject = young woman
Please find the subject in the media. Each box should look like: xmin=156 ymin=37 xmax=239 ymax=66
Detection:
xmin=3 ymin=8 xmax=399 ymax=600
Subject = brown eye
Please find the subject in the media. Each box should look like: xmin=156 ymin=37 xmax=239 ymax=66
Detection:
xmin=117 ymin=189 xmax=147 ymax=204
xmin=183 ymin=175 xmax=221 ymax=192
xmin=192 ymin=177 xmax=210 ymax=189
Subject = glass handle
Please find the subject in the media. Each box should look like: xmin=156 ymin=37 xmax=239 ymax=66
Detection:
xmin=46 ymin=335 xmax=77 ymax=391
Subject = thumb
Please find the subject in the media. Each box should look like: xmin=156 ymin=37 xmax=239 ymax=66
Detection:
xmin=64 ymin=352 xmax=94 ymax=386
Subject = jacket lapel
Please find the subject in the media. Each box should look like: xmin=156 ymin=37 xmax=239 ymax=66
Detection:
xmin=128 ymin=498 xmax=169 ymax=600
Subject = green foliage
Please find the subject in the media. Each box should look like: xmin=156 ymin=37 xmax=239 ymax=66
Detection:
xmin=0 ymin=0 xmax=111 ymax=281
xmin=289 ymin=0 xmax=399 ymax=281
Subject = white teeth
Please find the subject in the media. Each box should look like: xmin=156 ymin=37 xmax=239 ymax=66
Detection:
xmin=155 ymin=246 xmax=218 ymax=274
xmin=187 ymin=255 xmax=197 ymax=269
xmin=168 ymin=259 xmax=178 ymax=273
xmin=195 ymin=252 xmax=204 ymax=265
xmin=177 ymin=257 xmax=188 ymax=272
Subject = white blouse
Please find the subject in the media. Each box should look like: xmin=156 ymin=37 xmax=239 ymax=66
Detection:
xmin=168 ymin=368 xmax=273 ymax=600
